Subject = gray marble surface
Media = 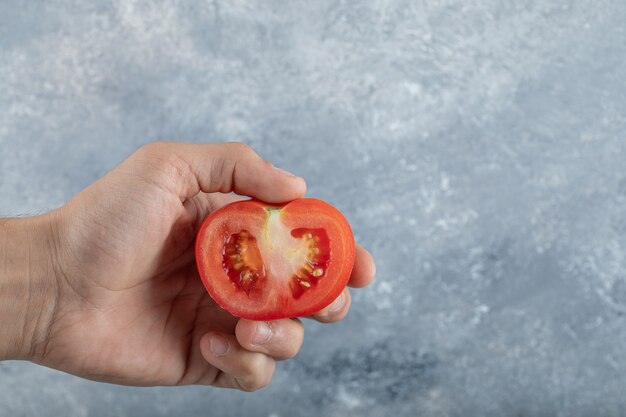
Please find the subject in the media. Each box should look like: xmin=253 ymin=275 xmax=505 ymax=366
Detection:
xmin=2 ymin=1 xmax=626 ymax=416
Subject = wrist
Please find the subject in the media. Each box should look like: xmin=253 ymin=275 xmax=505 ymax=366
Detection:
xmin=0 ymin=213 xmax=61 ymax=361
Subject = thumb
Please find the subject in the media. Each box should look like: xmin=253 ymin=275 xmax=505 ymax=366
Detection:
xmin=128 ymin=141 xmax=306 ymax=203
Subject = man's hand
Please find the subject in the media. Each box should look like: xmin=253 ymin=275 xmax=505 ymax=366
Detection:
xmin=0 ymin=142 xmax=375 ymax=391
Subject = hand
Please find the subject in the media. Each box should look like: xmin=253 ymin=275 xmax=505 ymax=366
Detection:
xmin=1 ymin=142 xmax=375 ymax=391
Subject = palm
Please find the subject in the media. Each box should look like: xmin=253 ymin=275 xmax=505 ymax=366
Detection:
xmin=44 ymin=179 xmax=236 ymax=385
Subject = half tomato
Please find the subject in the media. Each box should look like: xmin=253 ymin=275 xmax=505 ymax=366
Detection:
xmin=195 ymin=198 xmax=355 ymax=320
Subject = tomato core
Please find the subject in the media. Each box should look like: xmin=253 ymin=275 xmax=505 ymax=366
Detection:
xmin=221 ymin=223 xmax=331 ymax=299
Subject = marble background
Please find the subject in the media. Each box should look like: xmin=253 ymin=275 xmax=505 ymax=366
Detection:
xmin=2 ymin=1 xmax=626 ymax=416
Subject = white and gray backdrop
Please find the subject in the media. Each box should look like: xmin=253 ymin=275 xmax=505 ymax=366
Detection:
xmin=2 ymin=1 xmax=626 ymax=416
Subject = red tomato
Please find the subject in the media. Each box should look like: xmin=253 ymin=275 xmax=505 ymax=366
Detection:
xmin=195 ymin=198 xmax=355 ymax=320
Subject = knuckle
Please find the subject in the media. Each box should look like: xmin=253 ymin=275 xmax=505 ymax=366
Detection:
xmin=241 ymin=353 xmax=266 ymax=376
xmin=283 ymin=325 xmax=304 ymax=359
xmin=239 ymin=378 xmax=264 ymax=392
xmin=330 ymin=307 xmax=350 ymax=322
xmin=239 ymin=363 xmax=275 ymax=392
xmin=226 ymin=142 xmax=256 ymax=158
xmin=282 ymin=348 xmax=299 ymax=360
xmin=295 ymin=331 xmax=305 ymax=352
xmin=315 ymin=307 xmax=347 ymax=323
xmin=324 ymin=292 xmax=351 ymax=321
xmin=136 ymin=142 xmax=190 ymax=183
xmin=209 ymin=155 xmax=235 ymax=193
xmin=139 ymin=141 xmax=171 ymax=157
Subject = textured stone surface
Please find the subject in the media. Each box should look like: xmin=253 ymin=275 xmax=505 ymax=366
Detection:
xmin=2 ymin=1 xmax=626 ymax=416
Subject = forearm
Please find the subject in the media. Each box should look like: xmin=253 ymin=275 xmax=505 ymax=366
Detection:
xmin=0 ymin=214 xmax=60 ymax=361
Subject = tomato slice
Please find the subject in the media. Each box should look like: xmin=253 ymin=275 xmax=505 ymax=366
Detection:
xmin=195 ymin=198 xmax=355 ymax=320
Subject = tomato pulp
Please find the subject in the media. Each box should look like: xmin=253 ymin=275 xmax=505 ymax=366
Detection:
xmin=195 ymin=198 xmax=355 ymax=320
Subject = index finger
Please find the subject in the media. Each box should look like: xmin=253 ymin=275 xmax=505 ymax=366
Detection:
xmin=131 ymin=141 xmax=307 ymax=203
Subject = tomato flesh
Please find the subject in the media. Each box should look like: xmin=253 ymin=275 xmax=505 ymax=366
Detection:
xmin=222 ymin=230 xmax=266 ymax=293
xmin=287 ymin=228 xmax=331 ymax=299
xmin=195 ymin=198 xmax=355 ymax=320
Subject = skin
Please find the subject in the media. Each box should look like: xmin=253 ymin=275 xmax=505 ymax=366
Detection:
xmin=0 ymin=142 xmax=376 ymax=391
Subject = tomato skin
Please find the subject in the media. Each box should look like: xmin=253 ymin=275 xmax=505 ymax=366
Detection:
xmin=195 ymin=198 xmax=355 ymax=320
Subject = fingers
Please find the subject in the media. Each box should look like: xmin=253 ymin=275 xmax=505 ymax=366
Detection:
xmin=310 ymin=287 xmax=352 ymax=323
xmin=200 ymin=332 xmax=276 ymax=392
xmin=133 ymin=141 xmax=306 ymax=202
xmin=306 ymin=245 xmax=374 ymax=323
xmin=307 ymin=246 xmax=374 ymax=323
xmin=201 ymin=192 xmax=244 ymax=211
xmin=195 ymin=318 xmax=304 ymax=390
xmin=348 ymin=244 xmax=376 ymax=288
xmin=184 ymin=192 xmax=244 ymax=231
xmin=235 ymin=319 xmax=304 ymax=360
xmin=190 ymin=243 xmax=372 ymax=392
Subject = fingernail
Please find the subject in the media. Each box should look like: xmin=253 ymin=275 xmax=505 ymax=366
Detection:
xmin=209 ymin=335 xmax=230 ymax=356
xmin=252 ymin=322 xmax=273 ymax=345
xmin=274 ymin=166 xmax=297 ymax=178
xmin=329 ymin=291 xmax=346 ymax=313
